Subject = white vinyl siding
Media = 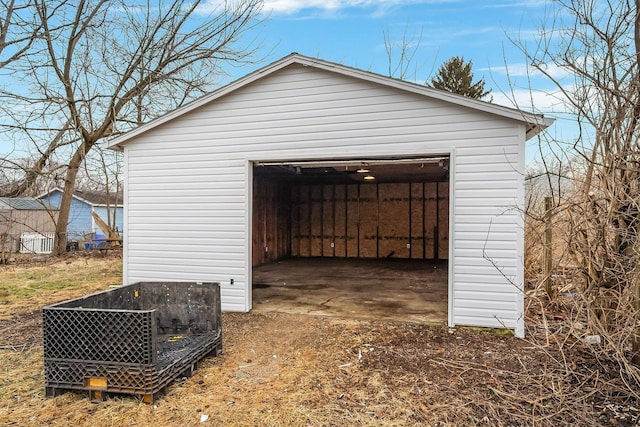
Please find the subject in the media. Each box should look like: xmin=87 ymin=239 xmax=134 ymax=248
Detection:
xmin=122 ymin=63 xmax=528 ymax=334
xmin=453 ymin=140 xmax=525 ymax=335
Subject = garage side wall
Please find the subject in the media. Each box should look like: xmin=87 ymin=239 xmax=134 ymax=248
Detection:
xmin=453 ymin=141 xmax=525 ymax=335
xmin=252 ymin=179 xmax=291 ymax=266
xmin=123 ymin=63 xmax=525 ymax=333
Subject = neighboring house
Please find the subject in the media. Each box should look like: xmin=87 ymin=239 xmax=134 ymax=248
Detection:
xmin=107 ymin=53 xmax=554 ymax=337
xmin=0 ymin=197 xmax=58 ymax=253
xmin=37 ymin=188 xmax=123 ymax=240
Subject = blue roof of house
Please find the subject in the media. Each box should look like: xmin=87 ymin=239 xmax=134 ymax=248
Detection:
xmin=0 ymin=197 xmax=49 ymax=210
xmin=37 ymin=187 xmax=123 ymax=206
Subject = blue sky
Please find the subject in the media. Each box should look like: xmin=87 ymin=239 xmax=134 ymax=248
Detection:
xmin=0 ymin=0 xmax=574 ymax=164
xmin=224 ymin=0 xmax=575 ymax=161
xmin=242 ymin=0 xmax=562 ymax=109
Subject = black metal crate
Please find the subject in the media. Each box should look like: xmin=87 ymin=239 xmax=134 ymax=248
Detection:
xmin=43 ymin=282 xmax=222 ymax=403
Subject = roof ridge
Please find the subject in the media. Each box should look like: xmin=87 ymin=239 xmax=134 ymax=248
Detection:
xmin=107 ymin=53 xmax=553 ymax=150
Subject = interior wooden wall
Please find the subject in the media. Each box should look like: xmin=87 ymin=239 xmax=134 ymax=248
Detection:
xmin=290 ymin=182 xmax=449 ymax=260
xmin=252 ymin=179 xmax=291 ymax=266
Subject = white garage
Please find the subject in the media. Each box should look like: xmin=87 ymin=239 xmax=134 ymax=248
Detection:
xmin=108 ymin=53 xmax=553 ymax=337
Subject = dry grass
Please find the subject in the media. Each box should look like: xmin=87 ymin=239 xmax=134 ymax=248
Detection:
xmin=0 ymin=254 xmax=122 ymax=319
xmin=0 ymin=255 xmax=636 ymax=426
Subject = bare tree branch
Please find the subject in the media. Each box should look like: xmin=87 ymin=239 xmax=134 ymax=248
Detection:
xmin=0 ymin=0 xmax=40 ymax=68
xmin=0 ymin=0 xmax=264 ymax=253
xmin=517 ymin=0 xmax=640 ymax=388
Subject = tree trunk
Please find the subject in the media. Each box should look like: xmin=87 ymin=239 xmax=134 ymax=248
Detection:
xmin=53 ymin=150 xmax=85 ymax=255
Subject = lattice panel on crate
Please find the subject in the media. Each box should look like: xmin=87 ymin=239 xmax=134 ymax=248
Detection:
xmin=44 ymin=333 xmax=222 ymax=397
xmin=43 ymin=308 xmax=155 ymax=364
xmin=44 ymin=359 xmax=86 ymax=387
xmin=45 ymin=360 xmax=156 ymax=392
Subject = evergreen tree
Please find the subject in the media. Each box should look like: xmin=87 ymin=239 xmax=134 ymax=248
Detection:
xmin=430 ymin=56 xmax=492 ymax=100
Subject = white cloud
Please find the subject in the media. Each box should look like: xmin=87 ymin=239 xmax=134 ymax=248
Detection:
xmin=481 ymin=62 xmax=573 ymax=80
xmin=483 ymin=0 xmax=548 ymax=9
xmin=264 ymin=0 xmax=345 ymax=13
xmin=450 ymin=26 xmax=499 ymax=38
xmin=261 ymin=0 xmax=458 ymax=15
xmin=199 ymin=0 xmax=437 ymax=15
xmin=492 ymin=87 xmax=570 ymax=115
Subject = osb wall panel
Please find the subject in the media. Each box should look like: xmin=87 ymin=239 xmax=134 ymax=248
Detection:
xmin=333 ymin=184 xmax=347 ymax=257
xmin=310 ymin=185 xmax=323 ymax=257
xmin=359 ymin=184 xmax=378 ymax=258
xmin=424 ymin=183 xmax=438 ymax=259
xmin=290 ymin=186 xmax=301 ymax=257
xmin=322 ymin=185 xmax=335 ymax=257
xmin=346 ymin=184 xmax=359 ymax=257
xmin=252 ymin=179 xmax=291 ymax=266
xmin=410 ymin=183 xmax=425 ymax=259
xmin=438 ymin=182 xmax=449 ymax=260
xmin=291 ymin=182 xmax=449 ymax=260
xmin=378 ymin=183 xmax=410 ymax=258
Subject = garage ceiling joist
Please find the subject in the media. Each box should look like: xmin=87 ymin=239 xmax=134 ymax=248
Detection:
xmin=255 ymin=156 xmax=448 ymax=168
xmin=255 ymin=156 xmax=450 ymax=184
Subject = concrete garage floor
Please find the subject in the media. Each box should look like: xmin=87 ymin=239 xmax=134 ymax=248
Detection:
xmin=252 ymin=258 xmax=448 ymax=324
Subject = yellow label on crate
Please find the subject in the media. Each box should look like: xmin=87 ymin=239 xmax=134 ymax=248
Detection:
xmin=85 ymin=377 xmax=108 ymax=389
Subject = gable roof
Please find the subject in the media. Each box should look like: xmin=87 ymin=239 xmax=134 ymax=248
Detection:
xmin=36 ymin=187 xmax=123 ymax=207
xmin=107 ymin=53 xmax=554 ymax=150
xmin=0 ymin=197 xmax=49 ymax=210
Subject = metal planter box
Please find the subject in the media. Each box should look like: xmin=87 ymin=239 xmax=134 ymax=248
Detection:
xmin=43 ymin=282 xmax=222 ymax=403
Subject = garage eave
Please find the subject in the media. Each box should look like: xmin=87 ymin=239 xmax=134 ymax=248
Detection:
xmin=106 ymin=52 xmax=554 ymax=150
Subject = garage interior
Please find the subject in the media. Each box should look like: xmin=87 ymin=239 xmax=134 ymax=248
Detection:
xmin=251 ymin=156 xmax=450 ymax=323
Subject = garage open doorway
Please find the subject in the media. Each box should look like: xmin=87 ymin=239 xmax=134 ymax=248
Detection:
xmin=251 ymin=156 xmax=450 ymax=323
xmin=252 ymin=258 xmax=447 ymax=322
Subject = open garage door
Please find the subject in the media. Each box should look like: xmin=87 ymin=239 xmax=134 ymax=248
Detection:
xmin=250 ymin=156 xmax=450 ymax=323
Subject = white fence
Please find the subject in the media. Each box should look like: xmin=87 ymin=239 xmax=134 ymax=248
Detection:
xmin=20 ymin=232 xmax=55 ymax=254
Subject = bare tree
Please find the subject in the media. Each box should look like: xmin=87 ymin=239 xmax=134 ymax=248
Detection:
xmin=0 ymin=121 xmax=75 ymax=197
xmin=0 ymin=0 xmax=40 ymax=68
xmin=80 ymin=145 xmax=122 ymax=234
xmin=0 ymin=0 xmax=263 ymax=254
xmin=513 ymin=0 xmax=640 ymax=374
xmin=383 ymin=25 xmax=425 ymax=81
